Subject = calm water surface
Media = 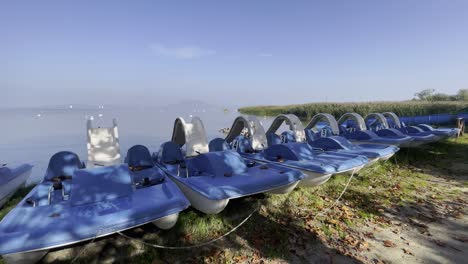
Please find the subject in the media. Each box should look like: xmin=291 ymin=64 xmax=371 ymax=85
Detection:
xmin=0 ymin=105 xmax=278 ymax=184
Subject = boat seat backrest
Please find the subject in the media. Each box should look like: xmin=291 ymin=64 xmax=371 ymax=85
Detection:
xmin=44 ymin=151 xmax=82 ymax=181
xmin=304 ymin=129 xmax=316 ymax=142
xmin=264 ymin=143 xmax=301 ymax=161
xmin=280 ymin=131 xmax=297 ymax=143
xmin=126 ymin=145 xmax=155 ymax=168
xmin=189 ymin=151 xmax=247 ymax=176
xmin=266 ymin=132 xmax=282 ymax=146
xmin=209 ymin=138 xmax=231 ymax=152
xmin=159 ymin=141 xmax=185 ymax=164
xmin=232 ymin=135 xmax=254 ymax=153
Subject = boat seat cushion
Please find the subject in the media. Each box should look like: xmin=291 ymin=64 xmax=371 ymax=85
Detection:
xmin=159 ymin=141 xmax=184 ymax=164
xmin=44 ymin=151 xmax=82 ymax=181
xmin=266 ymin=132 xmax=282 ymax=146
xmin=188 ymin=151 xmax=247 ymax=176
xmin=304 ymin=129 xmax=317 ymax=142
xmin=233 ymin=135 xmax=254 ymax=153
xmin=264 ymin=142 xmax=315 ymax=161
xmin=126 ymin=145 xmax=154 ymax=168
xmin=209 ymin=138 xmax=230 ymax=152
xmin=281 ymin=131 xmax=296 ymax=143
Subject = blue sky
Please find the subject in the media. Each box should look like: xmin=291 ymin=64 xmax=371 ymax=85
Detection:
xmin=1 ymin=0 xmax=467 ymax=107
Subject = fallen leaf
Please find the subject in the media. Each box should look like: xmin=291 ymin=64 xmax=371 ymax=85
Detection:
xmin=402 ymin=248 xmax=414 ymax=256
xmin=434 ymin=240 xmax=446 ymax=247
xmin=453 ymin=235 xmax=468 ymax=242
xmin=357 ymin=241 xmax=369 ymax=251
xmin=372 ymin=258 xmax=385 ymax=264
xmin=383 ymin=240 xmax=396 ymax=247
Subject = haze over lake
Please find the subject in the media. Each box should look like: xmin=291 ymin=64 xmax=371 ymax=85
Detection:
xmin=0 ymin=101 xmax=275 ymax=184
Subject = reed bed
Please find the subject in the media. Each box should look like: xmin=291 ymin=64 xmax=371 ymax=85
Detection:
xmin=239 ymin=101 xmax=468 ymax=119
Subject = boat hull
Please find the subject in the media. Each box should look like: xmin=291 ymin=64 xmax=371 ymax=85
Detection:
xmin=297 ymin=170 xmax=333 ymax=187
xmin=379 ymin=152 xmax=395 ymax=161
xmin=2 ymin=249 xmax=48 ymax=264
xmin=267 ymin=181 xmax=300 ymax=194
xmin=0 ymin=210 xmax=183 ymax=263
xmin=0 ymin=168 xmax=32 ymax=208
xmin=170 ymin=178 xmax=229 ymax=214
xmin=169 ymin=175 xmax=300 ymax=214
xmin=152 ymin=212 xmax=180 ymax=230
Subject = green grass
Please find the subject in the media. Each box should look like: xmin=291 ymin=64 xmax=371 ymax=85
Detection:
xmin=1 ymin=135 xmax=467 ymax=263
xmin=0 ymin=185 xmax=35 ymax=220
xmin=239 ymin=100 xmax=468 ymax=119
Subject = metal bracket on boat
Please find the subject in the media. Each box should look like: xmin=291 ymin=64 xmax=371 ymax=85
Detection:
xmin=25 ymin=198 xmax=36 ymax=207
xmin=47 ymin=185 xmax=54 ymax=205
xmin=310 ymin=147 xmax=325 ymax=152
xmin=177 ymin=163 xmax=189 ymax=178
xmin=47 ymin=182 xmax=70 ymax=205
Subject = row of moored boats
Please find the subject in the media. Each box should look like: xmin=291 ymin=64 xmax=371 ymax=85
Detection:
xmin=0 ymin=111 xmax=459 ymax=263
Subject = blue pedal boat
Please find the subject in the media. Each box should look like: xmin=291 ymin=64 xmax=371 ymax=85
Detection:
xmin=383 ymin=112 xmax=459 ymax=139
xmin=364 ymin=113 xmax=439 ymax=144
xmin=1 ymin=163 xmax=33 ymax=208
xmin=338 ymin=113 xmax=415 ymax=148
xmin=303 ymin=113 xmax=399 ymax=164
xmin=265 ymin=114 xmax=369 ymax=171
xmin=0 ymin=150 xmax=189 ymax=263
xmin=211 ymin=115 xmax=368 ymax=188
xmin=155 ymin=117 xmax=304 ymax=215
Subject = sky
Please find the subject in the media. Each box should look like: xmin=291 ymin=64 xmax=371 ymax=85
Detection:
xmin=1 ymin=0 xmax=468 ymax=108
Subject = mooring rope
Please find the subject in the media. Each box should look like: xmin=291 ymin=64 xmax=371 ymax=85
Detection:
xmin=70 ymin=232 xmax=99 ymax=263
xmin=310 ymin=168 xmax=356 ymax=223
xmin=117 ymin=204 xmax=259 ymax=250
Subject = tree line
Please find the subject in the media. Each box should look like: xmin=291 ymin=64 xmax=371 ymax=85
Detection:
xmin=414 ymin=89 xmax=468 ymax=101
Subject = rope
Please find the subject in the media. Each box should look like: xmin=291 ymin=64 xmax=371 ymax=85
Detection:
xmin=70 ymin=232 xmax=100 ymax=263
xmin=117 ymin=204 xmax=259 ymax=250
xmin=309 ymin=169 xmax=356 ymax=223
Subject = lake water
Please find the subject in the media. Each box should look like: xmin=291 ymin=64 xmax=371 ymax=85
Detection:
xmin=0 ymin=105 xmax=278 ymax=184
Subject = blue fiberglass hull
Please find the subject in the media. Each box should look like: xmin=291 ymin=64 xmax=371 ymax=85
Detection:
xmin=0 ymin=165 xmax=189 ymax=257
xmin=416 ymin=125 xmax=459 ymax=138
xmin=157 ymin=150 xmax=304 ymax=214
xmin=375 ymin=128 xmax=438 ymax=146
xmin=0 ymin=164 xmax=33 ymax=208
xmin=237 ymin=143 xmax=368 ymax=187
xmin=306 ymin=135 xmax=399 ymax=162
xmin=341 ymin=130 xmax=414 ymax=148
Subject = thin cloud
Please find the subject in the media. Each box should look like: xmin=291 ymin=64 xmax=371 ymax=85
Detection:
xmin=149 ymin=43 xmax=216 ymax=59
xmin=257 ymin=53 xmax=273 ymax=57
